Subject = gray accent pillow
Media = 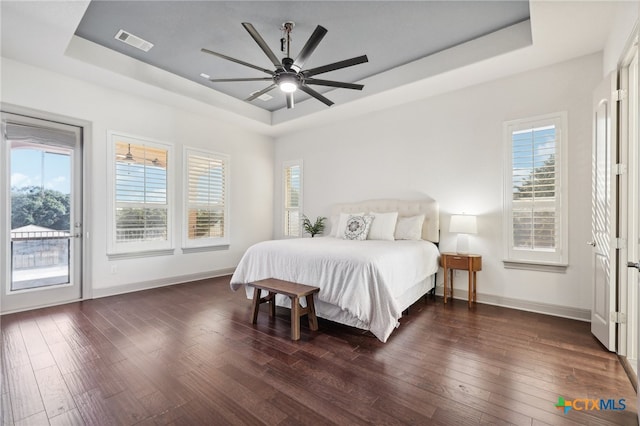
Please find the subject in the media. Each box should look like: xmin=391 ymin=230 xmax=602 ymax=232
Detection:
xmin=344 ymin=215 xmax=374 ymax=241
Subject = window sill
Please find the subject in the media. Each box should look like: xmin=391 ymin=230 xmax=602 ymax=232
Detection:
xmin=503 ymin=260 xmax=568 ymax=273
xmin=107 ymin=249 xmax=175 ymax=260
xmin=182 ymin=245 xmax=230 ymax=254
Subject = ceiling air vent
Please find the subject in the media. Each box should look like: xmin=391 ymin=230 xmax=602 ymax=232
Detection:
xmin=249 ymin=91 xmax=273 ymax=102
xmin=114 ymin=29 xmax=153 ymax=52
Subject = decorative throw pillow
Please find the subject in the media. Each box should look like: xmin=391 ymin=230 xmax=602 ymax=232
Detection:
xmin=367 ymin=211 xmax=398 ymax=241
xmin=333 ymin=212 xmax=364 ymax=237
xmin=343 ymin=215 xmax=374 ymax=240
xmin=394 ymin=215 xmax=425 ymax=240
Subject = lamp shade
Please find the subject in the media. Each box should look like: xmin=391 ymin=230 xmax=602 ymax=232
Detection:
xmin=449 ymin=214 xmax=477 ymax=234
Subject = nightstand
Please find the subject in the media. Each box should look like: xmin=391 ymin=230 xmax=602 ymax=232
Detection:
xmin=440 ymin=252 xmax=482 ymax=307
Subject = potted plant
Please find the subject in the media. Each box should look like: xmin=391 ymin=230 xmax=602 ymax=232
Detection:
xmin=302 ymin=215 xmax=326 ymax=237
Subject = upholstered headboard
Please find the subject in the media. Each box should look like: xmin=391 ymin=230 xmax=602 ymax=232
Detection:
xmin=330 ymin=198 xmax=440 ymax=243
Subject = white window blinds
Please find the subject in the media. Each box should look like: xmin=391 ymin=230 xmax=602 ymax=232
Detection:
xmin=185 ymin=149 xmax=229 ymax=247
xmin=284 ymin=161 xmax=302 ymax=237
xmin=115 ymin=142 xmax=168 ymax=243
xmin=512 ymin=125 xmax=556 ymax=250
xmin=504 ymin=113 xmax=568 ymax=265
xmin=108 ymin=132 xmax=173 ymax=255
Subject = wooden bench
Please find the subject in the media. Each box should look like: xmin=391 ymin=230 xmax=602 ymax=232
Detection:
xmin=249 ymin=278 xmax=320 ymax=341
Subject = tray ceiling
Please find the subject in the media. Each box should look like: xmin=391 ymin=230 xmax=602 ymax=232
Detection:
xmin=74 ymin=1 xmax=531 ymax=112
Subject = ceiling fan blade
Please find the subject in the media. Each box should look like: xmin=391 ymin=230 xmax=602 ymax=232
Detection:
xmin=286 ymin=93 xmax=295 ymax=109
xmin=242 ymin=23 xmax=282 ymax=69
xmin=292 ymin=25 xmax=328 ymax=72
xmin=245 ymin=84 xmax=277 ymax=102
xmin=299 ymin=85 xmax=334 ymax=107
xmin=209 ymin=77 xmax=273 ymax=83
xmin=304 ymin=78 xmax=364 ymax=90
xmin=201 ymin=48 xmax=274 ymax=76
xmin=302 ymin=55 xmax=369 ymax=77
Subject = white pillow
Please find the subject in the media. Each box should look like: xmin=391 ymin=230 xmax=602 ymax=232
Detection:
xmin=367 ymin=211 xmax=398 ymax=241
xmin=333 ymin=212 xmax=364 ymax=237
xmin=344 ymin=215 xmax=374 ymax=241
xmin=394 ymin=215 xmax=425 ymax=240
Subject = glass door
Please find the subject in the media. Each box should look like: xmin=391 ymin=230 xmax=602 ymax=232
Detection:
xmin=1 ymin=113 xmax=82 ymax=313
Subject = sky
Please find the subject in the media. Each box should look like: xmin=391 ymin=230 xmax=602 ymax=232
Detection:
xmin=11 ymin=147 xmax=71 ymax=194
xmin=512 ymin=125 xmax=555 ymax=190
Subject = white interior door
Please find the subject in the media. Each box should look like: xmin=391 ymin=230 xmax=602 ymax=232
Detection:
xmin=626 ymin=46 xmax=640 ymax=422
xmin=1 ymin=113 xmax=83 ymax=313
xmin=591 ymin=73 xmax=618 ymax=351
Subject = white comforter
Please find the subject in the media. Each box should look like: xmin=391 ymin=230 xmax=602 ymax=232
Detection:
xmin=230 ymin=237 xmax=440 ymax=342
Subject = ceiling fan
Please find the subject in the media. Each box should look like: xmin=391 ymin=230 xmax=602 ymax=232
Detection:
xmin=116 ymin=144 xmax=163 ymax=167
xmin=201 ymin=22 xmax=368 ymax=109
xmin=116 ymin=143 xmax=135 ymax=162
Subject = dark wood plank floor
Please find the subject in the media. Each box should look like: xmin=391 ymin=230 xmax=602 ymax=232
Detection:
xmin=1 ymin=276 xmax=637 ymax=425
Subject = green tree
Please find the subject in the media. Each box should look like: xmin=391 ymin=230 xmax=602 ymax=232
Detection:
xmin=116 ymin=207 xmax=167 ymax=241
xmin=513 ymin=154 xmax=555 ymax=199
xmin=512 ymin=154 xmax=556 ymax=249
xmin=11 ymin=186 xmax=70 ymax=230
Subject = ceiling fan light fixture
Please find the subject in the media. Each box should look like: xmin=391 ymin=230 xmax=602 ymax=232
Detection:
xmin=279 ymin=81 xmax=298 ymax=93
xmin=277 ymin=73 xmax=299 ymax=93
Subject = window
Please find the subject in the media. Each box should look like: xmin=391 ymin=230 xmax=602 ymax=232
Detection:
xmin=283 ymin=160 xmax=302 ymax=237
xmin=184 ymin=148 xmax=229 ymax=249
xmin=108 ymin=132 xmax=172 ymax=256
xmin=503 ymin=112 xmax=568 ymax=266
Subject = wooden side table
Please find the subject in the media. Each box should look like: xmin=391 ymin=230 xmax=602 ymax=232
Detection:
xmin=440 ymin=253 xmax=482 ymax=307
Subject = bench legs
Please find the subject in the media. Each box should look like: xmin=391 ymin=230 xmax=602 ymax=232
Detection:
xmin=291 ymin=296 xmax=300 ymax=340
xmin=306 ymin=295 xmax=318 ymax=331
xmin=252 ymin=289 xmax=277 ymax=324
xmin=251 ymin=289 xmax=318 ymax=341
xmin=290 ymin=295 xmax=319 ymax=340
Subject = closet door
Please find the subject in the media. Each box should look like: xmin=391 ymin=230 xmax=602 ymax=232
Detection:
xmin=591 ymin=73 xmax=618 ymax=351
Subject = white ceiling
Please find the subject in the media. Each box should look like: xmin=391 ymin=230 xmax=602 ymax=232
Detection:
xmin=0 ymin=1 xmax=622 ymax=136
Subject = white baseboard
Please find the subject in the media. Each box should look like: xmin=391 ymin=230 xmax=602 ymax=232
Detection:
xmin=619 ymin=356 xmax=638 ymax=392
xmin=5 ymin=272 xmax=589 ymax=323
xmin=92 ymin=268 xmax=236 ymax=299
xmin=435 ymin=285 xmax=590 ymax=322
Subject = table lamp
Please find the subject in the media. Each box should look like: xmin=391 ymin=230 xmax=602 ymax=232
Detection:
xmin=449 ymin=214 xmax=477 ymax=254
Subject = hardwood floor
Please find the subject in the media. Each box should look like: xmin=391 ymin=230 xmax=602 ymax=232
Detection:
xmin=1 ymin=275 xmax=637 ymax=425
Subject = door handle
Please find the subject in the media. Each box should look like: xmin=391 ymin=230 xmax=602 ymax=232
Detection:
xmin=628 ymin=261 xmax=640 ymax=270
xmin=587 ymin=241 xmax=596 ymax=247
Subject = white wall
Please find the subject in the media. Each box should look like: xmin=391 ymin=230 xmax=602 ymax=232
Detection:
xmin=603 ymin=1 xmax=639 ymax=76
xmin=1 ymin=58 xmax=274 ymax=297
xmin=274 ymin=53 xmax=602 ymax=318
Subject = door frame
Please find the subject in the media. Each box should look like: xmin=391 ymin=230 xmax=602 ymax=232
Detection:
xmin=616 ymin=26 xmax=639 ymax=369
xmin=0 ymin=103 xmax=93 ymax=314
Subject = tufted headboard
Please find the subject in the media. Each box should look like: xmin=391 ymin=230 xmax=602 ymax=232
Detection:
xmin=330 ymin=198 xmax=440 ymax=243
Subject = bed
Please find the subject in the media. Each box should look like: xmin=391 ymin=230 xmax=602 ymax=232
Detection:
xmin=230 ymin=198 xmax=440 ymax=342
